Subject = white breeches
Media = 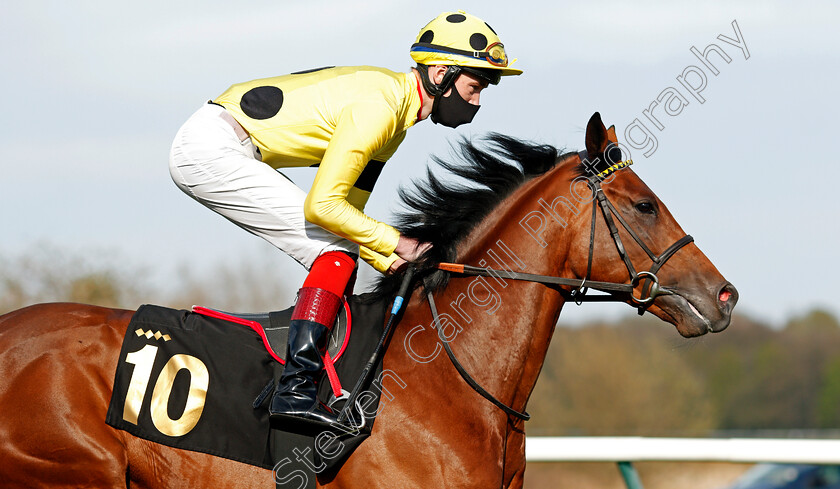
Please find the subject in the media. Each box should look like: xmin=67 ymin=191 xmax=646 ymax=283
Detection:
xmin=168 ymin=103 xmax=357 ymax=270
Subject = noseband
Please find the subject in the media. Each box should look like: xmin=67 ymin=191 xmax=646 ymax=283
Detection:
xmin=426 ymin=153 xmax=694 ymax=420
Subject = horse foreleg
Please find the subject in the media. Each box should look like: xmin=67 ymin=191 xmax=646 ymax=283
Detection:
xmin=503 ymin=424 xmax=527 ymax=489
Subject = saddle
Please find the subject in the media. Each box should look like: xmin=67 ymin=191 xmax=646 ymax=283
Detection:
xmin=105 ymin=293 xmax=389 ymax=478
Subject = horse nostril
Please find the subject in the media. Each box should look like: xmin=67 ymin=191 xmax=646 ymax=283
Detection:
xmin=718 ymin=283 xmax=738 ymax=309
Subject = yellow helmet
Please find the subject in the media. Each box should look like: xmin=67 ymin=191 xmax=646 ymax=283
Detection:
xmin=410 ymin=10 xmax=523 ymax=85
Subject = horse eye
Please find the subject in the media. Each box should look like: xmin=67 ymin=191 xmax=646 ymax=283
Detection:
xmin=635 ymin=202 xmax=655 ymax=214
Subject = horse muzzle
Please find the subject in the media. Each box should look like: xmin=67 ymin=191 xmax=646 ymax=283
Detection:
xmin=651 ymin=281 xmax=738 ymax=337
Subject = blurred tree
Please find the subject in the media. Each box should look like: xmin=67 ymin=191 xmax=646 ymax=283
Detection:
xmin=68 ymin=273 xmax=122 ymax=307
xmin=817 ymin=357 xmax=840 ymax=428
xmin=0 ymin=244 xmax=292 ymax=315
xmin=529 ymin=322 xmax=716 ymax=436
xmin=787 ymin=309 xmax=840 ymax=333
xmin=679 ymin=313 xmax=840 ymax=431
xmin=781 ymin=312 xmax=840 ymax=429
xmin=166 ymin=257 xmax=294 ymax=312
xmin=0 ymin=244 xmax=146 ymax=313
xmin=528 ymin=308 xmax=840 ymax=436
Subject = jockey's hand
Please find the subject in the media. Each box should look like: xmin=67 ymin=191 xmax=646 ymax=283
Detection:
xmin=388 ymin=257 xmax=408 ymax=275
xmin=394 ymin=236 xmax=433 ymax=262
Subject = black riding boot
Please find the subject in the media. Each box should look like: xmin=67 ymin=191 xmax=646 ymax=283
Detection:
xmin=269 ymin=319 xmax=340 ymax=434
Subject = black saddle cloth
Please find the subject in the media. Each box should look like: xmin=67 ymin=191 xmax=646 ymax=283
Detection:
xmin=105 ymin=293 xmax=388 ymax=479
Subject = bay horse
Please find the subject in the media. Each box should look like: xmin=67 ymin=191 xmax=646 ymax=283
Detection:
xmin=0 ymin=113 xmax=737 ymax=488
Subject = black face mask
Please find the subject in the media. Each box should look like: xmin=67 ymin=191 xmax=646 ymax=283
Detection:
xmin=430 ymin=84 xmax=480 ymax=128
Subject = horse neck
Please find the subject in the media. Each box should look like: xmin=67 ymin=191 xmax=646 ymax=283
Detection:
xmin=427 ymin=164 xmax=577 ymax=415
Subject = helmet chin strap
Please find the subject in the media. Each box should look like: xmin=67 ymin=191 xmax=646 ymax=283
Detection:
xmin=416 ymin=63 xmax=461 ymax=98
xmin=417 ymin=64 xmax=479 ymax=127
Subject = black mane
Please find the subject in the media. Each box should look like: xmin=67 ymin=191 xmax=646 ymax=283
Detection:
xmin=370 ymin=133 xmax=577 ymax=299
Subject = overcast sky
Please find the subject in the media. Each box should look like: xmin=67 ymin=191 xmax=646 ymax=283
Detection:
xmin=1 ymin=0 xmax=838 ymax=325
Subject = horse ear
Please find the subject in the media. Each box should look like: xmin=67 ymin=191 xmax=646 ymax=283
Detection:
xmin=585 ymin=112 xmax=608 ymax=156
xmin=607 ymin=125 xmax=618 ymax=144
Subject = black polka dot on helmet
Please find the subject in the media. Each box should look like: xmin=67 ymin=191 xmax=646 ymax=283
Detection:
xmin=419 ymin=30 xmax=434 ymax=43
xmin=469 ymin=33 xmax=488 ymax=50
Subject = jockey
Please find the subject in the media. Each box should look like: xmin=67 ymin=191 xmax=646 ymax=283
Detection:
xmin=168 ymin=10 xmax=522 ymax=433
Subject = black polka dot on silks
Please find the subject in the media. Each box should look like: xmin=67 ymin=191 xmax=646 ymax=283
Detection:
xmin=446 ymin=14 xmax=466 ymax=22
xmin=470 ymin=33 xmax=488 ymax=50
xmin=419 ymin=30 xmax=434 ymax=43
xmin=240 ymin=86 xmax=284 ymax=120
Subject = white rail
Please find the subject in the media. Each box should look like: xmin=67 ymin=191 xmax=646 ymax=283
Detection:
xmin=525 ymin=437 xmax=840 ymax=464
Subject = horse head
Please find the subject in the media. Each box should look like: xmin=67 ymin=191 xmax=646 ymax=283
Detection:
xmin=565 ymin=112 xmax=738 ymax=337
xmin=381 ymin=111 xmax=737 ymax=339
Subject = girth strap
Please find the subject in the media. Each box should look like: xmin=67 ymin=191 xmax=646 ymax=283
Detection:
xmin=425 ymin=283 xmax=530 ymax=421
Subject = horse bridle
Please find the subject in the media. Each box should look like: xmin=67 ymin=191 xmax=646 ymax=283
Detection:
xmin=426 ymin=153 xmax=695 ymax=420
xmin=578 ymin=153 xmax=695 ymax=311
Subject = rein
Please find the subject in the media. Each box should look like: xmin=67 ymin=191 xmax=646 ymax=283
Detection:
xmin=424 ymin=157 xmax=694 ymax=421
xmin=424 ymin=285 xmax=530 ymax=421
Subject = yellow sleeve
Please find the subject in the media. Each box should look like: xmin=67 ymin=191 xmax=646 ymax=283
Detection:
xmin=303 ymin=101 xmax=402 ymax=256
xmin=360 ymin=246 xmax=400 ymax=274
xmin=372 ymin=129 xmax=407 ymax=162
